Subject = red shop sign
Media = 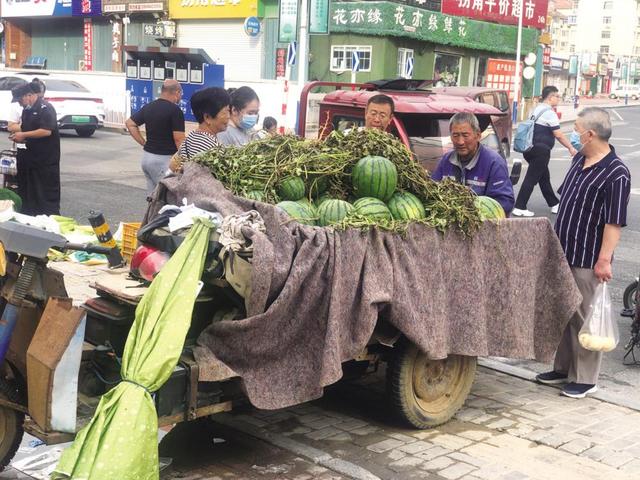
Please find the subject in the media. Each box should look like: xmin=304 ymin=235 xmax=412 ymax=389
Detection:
xmin=83 ymin=18 xmax=93 ymax=71
xmin=275 ymin=48 xmax=286 ymax=79
xmin=441 ymin=0 xmax=549 ymax=30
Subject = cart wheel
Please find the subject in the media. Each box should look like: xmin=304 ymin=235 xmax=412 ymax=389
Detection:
xmin=623 ymin=280 xmax=638 ymax=311
xmin=387 ymin=340 xmax=476 ymax=429
xmin=0 ymin=378 xmax=24 ymax=471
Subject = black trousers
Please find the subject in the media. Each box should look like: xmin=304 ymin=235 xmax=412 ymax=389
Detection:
xmin=515 ymin=144 xmax=559 ymax=210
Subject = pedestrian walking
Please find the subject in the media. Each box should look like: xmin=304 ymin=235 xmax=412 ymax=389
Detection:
xmin=512 ymin=86 xmax=577 ymax=217
xmin=536 ymin=107 xmax=631 ymax=398
xmin=8 ymin=82 xmax=61 ymax=216
xmin=125 ymin=79 xmax=185 ymax=193
xmin=216 ymin=86 xmax=260 ymax=146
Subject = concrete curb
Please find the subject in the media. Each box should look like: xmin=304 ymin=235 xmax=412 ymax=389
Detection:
xmin=478 ymin=358 xmax=640 ymax=412
xmin=213 ymin=414 xmax=381 ymax=480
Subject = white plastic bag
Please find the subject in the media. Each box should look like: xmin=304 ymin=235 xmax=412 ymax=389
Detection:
xmin=579 ymin=282 xmax=619 ymax=352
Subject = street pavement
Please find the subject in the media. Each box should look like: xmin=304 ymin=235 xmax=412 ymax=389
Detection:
xmin=1 ymin=102 xmax=640 ymax=480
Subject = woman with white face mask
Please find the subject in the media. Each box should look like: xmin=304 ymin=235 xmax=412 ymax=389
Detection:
xmin=217 ymin=86 xmax=260 ymax=146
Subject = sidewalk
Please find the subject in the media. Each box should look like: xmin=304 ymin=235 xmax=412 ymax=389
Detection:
xmin=551 ymin=96 xmax=640 ymax=126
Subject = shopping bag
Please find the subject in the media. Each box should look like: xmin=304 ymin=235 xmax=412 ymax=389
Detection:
xmin=579 ymin=282 xmax=619 ymax=352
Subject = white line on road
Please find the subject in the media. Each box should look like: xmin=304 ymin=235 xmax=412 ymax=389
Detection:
xmin=631 ymin=188 xmax=640 ymax=196
xmin=611 ymin=109 xmax=624 ymax=121
xmin=611 ymin=137 xmax=634 ymax=141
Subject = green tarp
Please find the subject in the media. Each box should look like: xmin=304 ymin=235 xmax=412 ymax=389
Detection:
xmin=52 ymin=218 xmax=212 ymax=480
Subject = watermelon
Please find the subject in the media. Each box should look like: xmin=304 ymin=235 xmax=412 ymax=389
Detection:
xmin=297 ymin=198 xmax=319 ymax=217
xmin=277 ymin=176 xmax=306 ymax=201
xmin=308 ymin=176 xmax=330 ymax=197
xmin=276 ymin=201 xmax=316 ymax=225
xmin=351 ymin=156 xmax=398 ymax=201
xmin=475 ymin=196 xmax=506 ymax=221
xmin=317 ymin=199 xmax=354 ymax=226
xmin=315 ymin=193 xmax=333 ymax=207
xmin=244 ymin=190 xmax=265 ymax=202
xmin=353 ymin=197 xmax=392 ymax=221
xmin=387 ymin=192 xmax=426 ymax=221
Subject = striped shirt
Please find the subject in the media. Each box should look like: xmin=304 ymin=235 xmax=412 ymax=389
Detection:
xmin=178 ymin=130 xmax=219 ymax=160
xmin=554 ymin=146 xmax=631 ymax=269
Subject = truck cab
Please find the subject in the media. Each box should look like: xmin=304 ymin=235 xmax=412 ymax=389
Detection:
xmin=298 ymin=79 xmax=520 ymax=185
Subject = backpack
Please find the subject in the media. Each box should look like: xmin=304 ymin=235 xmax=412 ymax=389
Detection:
xmin=513 ymin=106 xmax=551 ymax=153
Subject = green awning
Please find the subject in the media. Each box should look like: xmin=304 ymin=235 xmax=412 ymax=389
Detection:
xmin=330 ymin=1 xmax=539 ymax=55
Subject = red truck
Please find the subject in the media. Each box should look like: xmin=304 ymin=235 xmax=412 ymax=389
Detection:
xmin=298 ymin=79 xmax=520 ymax=185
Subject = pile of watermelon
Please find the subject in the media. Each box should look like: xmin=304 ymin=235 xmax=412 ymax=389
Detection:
xmin=275 ymin=155 xmax=504 ymax=227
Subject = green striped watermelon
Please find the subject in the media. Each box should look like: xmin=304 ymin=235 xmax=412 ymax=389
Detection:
xmin=297 ymin=198 xmax=319 ymax=217
xmin=387 ymin=192 xmax=426 ymax=221
xmin=317 ymin=199 xmax=354 ymax=226
xmin=277 ymin=176 xmax=306 ymax=201
xmin=244 ymin=190 xmax=265 ymax=202
xmin=353 ymin=197 xmax=392 ymax=221
xmin=277 ymin=201 xmax=316 ymax=226
xmin=315 ymin=193 xmax=333 ymax=207
xmin=475 ymin=196 xmax=506 ymax=221
xmin=351 ymin=156 xmax=398 ymax=202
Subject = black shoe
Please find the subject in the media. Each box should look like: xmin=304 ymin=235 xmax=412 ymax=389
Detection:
xmin=562 ymin=382 xmax=597 ymax=399
xmin=535 ymin=371 xmax=568 ymax=385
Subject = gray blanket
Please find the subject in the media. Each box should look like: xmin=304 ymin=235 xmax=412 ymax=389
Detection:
xmin=149 ymin=163 xmax=581 ymax=410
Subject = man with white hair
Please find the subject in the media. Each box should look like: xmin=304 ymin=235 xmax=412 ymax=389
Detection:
xmin=536 ymin=107 xmax=631 ymax=398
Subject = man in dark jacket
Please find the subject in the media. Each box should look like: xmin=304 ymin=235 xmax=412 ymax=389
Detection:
xmin=8 ymin=82 xmax=60 ymax=216
xmin=431 ymin=112 xmax=515 ymax=215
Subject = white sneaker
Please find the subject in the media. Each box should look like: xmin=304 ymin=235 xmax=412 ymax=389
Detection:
xmin=512 ymin=208 xmax=535 ymax=217
xmin=551 ymin=204 xmax=559 ymax=214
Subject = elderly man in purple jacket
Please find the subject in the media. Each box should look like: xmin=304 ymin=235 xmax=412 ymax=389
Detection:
xmin=431 ymin=112 xmax=515 ymax=216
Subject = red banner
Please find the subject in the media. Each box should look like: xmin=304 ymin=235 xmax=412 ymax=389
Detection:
xmin=486 ymin=58 xmax=523 ymax=96
xmin=83 ymin=18 xmax=93 ymax=71
xmin=275 ymin=48 xmax=286 ymax=79
xmin=441 ymin=0 xmax=549 ymax=30
xmin=542 ymin=46 xmax=551 ymax=65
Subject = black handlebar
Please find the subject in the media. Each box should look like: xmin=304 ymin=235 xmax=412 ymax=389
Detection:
xmin=63 ymin=242 xmax=114 ymax=256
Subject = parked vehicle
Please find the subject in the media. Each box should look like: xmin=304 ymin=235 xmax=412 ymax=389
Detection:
xmin=0 ymin=220 xmax=476 ymax=469
xmin=298 ymin=79 xmax=521 ymax=185
xmin=431 ymin=86 xmax=513 ymax=159
xmin=0 ymin=73 xmax=105 ymax=137
xmin=609 ymin=84 xmax=640 ymax=100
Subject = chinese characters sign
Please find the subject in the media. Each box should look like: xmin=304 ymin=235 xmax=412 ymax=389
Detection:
xmin=486 ymin=58 xmax=521 ymax=91
xmin=441 ymin=0 xmax=549 ymax=30
xmin=83 ymin=18 xmax=93 ymax=71
xmin=310 ymin=0 xmax=330 ymax=34
xmin=279 ymin=0 xmax=298 ymax=43
xmin=331 ymin=2 xmax=538 ymax=54
xmin=275 ymin=47 xmax=287 ymax=79
xmin=168 ymin=0 xmax=260 ymax=19
xmin=72 ymin=0 xmax=102 ymax=16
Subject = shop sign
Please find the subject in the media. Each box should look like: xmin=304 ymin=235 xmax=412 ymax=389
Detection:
xmin=0 ymin=0 xmax=72 ymax=17
xmin=549 ymin=57 xmax=564 ymax=71
xmin=112 ymin=20 xmax=123 ymax=70
xmin=331 ymin=1 xmax=538 ymax=55
xmin=485 ymin=58 xmax=522 ymax=91
xmin=441 ymin=0 xmax=548 ymax=30
xmin=143 ymin=21 xmax=176 ymax=38
xmin=542 ymin=46 xmax=551 ymax=65
xmin=364 ymin=0 xmax=441 ymax=9
xmin=102 ymin=0 xmax=166 ymax=13
xmin=244 ymin=16 xmax=261 ymax=36
xmin=310 ymin=0 xmax=330 ymax=34
xmin=83 ymin=18 xmax=93 ymax=71
xmin=568 ymin=55 xmax=578 ymax=75
xmin=275 ymin=47 xmax=287 ymax=79
xmin=168 ymin=0 xmax=259 ymax=19
xmin=279 ymin=0 xmax=299 ymax=43
xmin=72 ymin=0 xmax=102 ymax=16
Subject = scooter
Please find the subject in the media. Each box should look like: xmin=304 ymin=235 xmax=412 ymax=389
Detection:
xmin=622 ymin=275 xmax=638 ymax=317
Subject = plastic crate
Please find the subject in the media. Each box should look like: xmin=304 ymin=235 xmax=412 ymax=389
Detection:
xmin=121 ymin=222 xmax=141 ymax=262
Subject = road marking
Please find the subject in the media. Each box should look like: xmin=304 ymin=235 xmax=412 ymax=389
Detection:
xmin=611 ymin=137 xmax=634 ymax=141
xmin=611 ymin=109 xmax=624 ymax=121
xmin=631 ymin=188 xmax=640 ymax=196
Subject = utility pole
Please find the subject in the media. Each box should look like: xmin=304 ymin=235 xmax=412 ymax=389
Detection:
xmin=512 ymin=0 xmax=524 ymax=123
xmin=298 ymin=0 xmax=309 ymax=86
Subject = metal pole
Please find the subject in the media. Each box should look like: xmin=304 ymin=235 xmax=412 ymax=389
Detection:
xmin=512 ymin=0 xmax=524 ymax=123
xmin=298 ymin=0 xmax=309 ymax=86
xmin=625 ymin=56 xmax=631 ymax=105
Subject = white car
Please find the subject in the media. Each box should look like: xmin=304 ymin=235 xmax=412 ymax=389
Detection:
xmin=609 ymin=84 xmax=640 ymax=100
xmin=0 ymin=73 xmax=105 ymax=137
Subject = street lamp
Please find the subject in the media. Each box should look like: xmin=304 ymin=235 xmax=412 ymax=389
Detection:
xmin=512 ymin=0 xmax=524 ymax=123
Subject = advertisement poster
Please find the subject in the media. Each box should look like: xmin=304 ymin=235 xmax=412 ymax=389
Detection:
xmin=485 ymin=58 xmax=523 ymax=92
xmin=309 ymin=0 xmax=329 ymax=34
xmin=278 ymin=0 xmax=298 ymax=43
xmin=0 ymin=0 xmax=72 ymax=17
xmin=83 ymin=18 xmax=93 ymax=71
xmin=275 ymin=47 xmax=287 ymax=79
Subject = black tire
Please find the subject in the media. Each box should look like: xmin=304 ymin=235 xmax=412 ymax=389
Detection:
xmin=75 ymin=127 xmax=96 ymax=138
xmin=623 ymin=280 xmax=638 ymax=310
xmin=387 ymin=340 xmax=476 ymax=429
xmin=0 ymin=378 xmax=25 ymax=471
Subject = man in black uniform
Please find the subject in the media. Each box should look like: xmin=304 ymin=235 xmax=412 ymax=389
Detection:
xmin=9 ymin=82 xmax=61 ymax=216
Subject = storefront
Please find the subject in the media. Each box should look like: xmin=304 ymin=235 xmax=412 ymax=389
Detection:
xmin=170 ymin=0 xmax=264 ymax=82
xmin=310 ymin=1 xmax=539 ymax=87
